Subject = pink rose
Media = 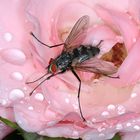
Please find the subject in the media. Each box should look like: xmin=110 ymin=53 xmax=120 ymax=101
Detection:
xmin=1 ymin=0 xmax=140 ymax=139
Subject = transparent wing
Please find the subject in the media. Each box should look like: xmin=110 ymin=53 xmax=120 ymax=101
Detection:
xmin=73 ymin=57 xmax=118 ymax=75
xmin=64 ymin=15 xmax=89 ymax=52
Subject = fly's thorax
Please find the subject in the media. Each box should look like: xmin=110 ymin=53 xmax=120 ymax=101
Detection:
xmin=90 ymin=46 xmax=100 ymax=56
xmin=55 ymin=52 xmax=73 ymax=71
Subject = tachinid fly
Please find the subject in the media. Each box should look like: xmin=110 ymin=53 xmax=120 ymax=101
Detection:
xmin=26 ymin=15 xmax=118 ymax=121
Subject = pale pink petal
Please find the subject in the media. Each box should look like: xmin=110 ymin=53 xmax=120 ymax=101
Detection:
xmin=1 ymin=0 xmax=140 ymax=139
xmin=95 ymin=5 xmax=139 ymax=51
xmin=122 ymin=132 xmax=140 ymax=140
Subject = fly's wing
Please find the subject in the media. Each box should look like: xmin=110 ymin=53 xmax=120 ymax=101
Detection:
xmin=73 ymin=57 xmax=118 ymax=75
xmin=64 ymin=15 xmax=89 ymax=52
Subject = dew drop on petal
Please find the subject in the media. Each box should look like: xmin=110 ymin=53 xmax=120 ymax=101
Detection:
xmin=117 ymin=105 xmax=126 ymax=115
xmin=28 ymin=106 xmax=34 ymax=110
xmin=20 ymin=101 xmax=24 ymax=104
xmin=131 ymin=92 xmax=137 ymax=98
xmin=107 ymin=104 xmax=115 ymax=110
xmin=99 ymin=133 xmax=105 ymax=137
xmin=98 ymin=127 xmax=105 ymax=132
xmin=3 ymin=32 xmax=13 ymax=42
xmin=35 ymin=93 xmax=44 ymax=101
xmin=9 ymin=89 xmax=25 ymax=101
xmin=17 ymin=120 xmax=22 ymax=125
xmin=0 ymin=99 xmax=7 ymax=105
xmin=11 ymin=72 xmax=23 ymax=81
xmin=132 ymin=120 xmax=136 ymax=123
xmin=134 ymin=125 xmax=140 ymax=130
xmin=1 ymin=48 xmax=26 ymax=65
xmin=116 ymin=123 xmax=123 ymax=130
xmin=65 ymin=98 xmax=70 ymax=104
xmin=126 ymin=122 xmax=131 ymax=127
xmin=132 ymin=37 xmax=137 ymax=43
xmin=51 ymin=18 xmax=54 ymax=23
xmin=91 ymin=118 xmax=96 ymax=122
xmin=72 ymin=103 xmax=79 ymax=110
xmin=101 ymin=111 xmax=109 ymax=117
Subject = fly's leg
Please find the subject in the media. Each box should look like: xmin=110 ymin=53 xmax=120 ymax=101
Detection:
xmin=96 ymin=40 xmax=103 ymax=48
xmin=28 ymin=70 xmax=65 ymax=96
xmin=71 ymin=67 xmax=86 ymax=121
xmin=30 ymin=32 xmax=64 ymax=48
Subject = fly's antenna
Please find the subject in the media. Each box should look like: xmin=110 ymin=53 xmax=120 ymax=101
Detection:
xmin=26 ymin=72 xmax=49 ymax=84
xmin=28 ymin=78 xmax=48 ymax=96
xmin=26 ymin=72 xmax=49 ymax=96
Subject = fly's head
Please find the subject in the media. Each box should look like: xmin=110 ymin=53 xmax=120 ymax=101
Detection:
xmin=48 ymin=58 xmax=58 ymax=74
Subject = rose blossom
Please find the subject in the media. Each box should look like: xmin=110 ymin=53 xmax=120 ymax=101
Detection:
xmin=0 ymin=0 xmax=140 ymax=139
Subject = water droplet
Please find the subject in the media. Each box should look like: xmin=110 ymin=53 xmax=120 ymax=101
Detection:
xmin=1 ymin=48 xmax=26 ymax=65
xmin=131 ymin=92 xmax=137 ymax=98
xmin=51 ymin=18 xmax=54 ymax=22
xmin=126 ymin=122 xmax=131 ymax=127
xmin=65 ymin=98 xmax=70 ymax=104
xmin=23 ymin=87 xmax=27 ymax=91
xmin=99 ymin=133 xmax=105 ymax=137
xmin=3 ymin=32 xmax=13 ymax=42
xmin=72 ymin=103 xmax=78 ymax=110
xmin=101 ymin=111 xmax=109 ymax=117
xmin=0 ymin=99 xmax=7 ymax=105
xmin=11 ymin=72 xmax=23 ymax=81
xmin=132 ymin=38 xmax=136 ymax=43
xmin=132 ymin=120 xmax=136 ymax=123
xmin=28 ymin=106 xmax=34 ymax=110
xmin=107 ymin=104 xmax=115 ymax=110
xmin=17 ymin=120 xmax=22 ymax=125
xmin=134 ymin=125 xmax=140 ymax=130
xmin=98 ymin=127 xmax=105 ymax=132
xmin=91 ymin=118 xmax=96 ymax=122
xmin=116 ymin=124 xmax=123 ymax=130
xmin=117 ymin=105 xmax=126 ymax=115
xmin=35 ymin=93 xmax=44 ymax=101
xmin=9 ymin=89 xmax=24 ymax=101
xmin=48 ymin=100 xmax=51 ymax=104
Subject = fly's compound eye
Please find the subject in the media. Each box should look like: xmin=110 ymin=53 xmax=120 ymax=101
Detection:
xmin=49 ymin=63 xmax=57 ymax=73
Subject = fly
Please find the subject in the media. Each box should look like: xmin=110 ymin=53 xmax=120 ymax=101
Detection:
xmin=26 ymin=15 xmax=118 ymax=121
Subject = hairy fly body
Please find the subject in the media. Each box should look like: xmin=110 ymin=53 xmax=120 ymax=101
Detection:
xmin=54 ymin=44 xmax=100 ymax=72
xmin=26 ymin=15 xmax=118 ymax=121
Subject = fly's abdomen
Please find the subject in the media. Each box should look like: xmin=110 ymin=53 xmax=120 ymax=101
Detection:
xmin=72 ymin=45 xmax=100 ymax=63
